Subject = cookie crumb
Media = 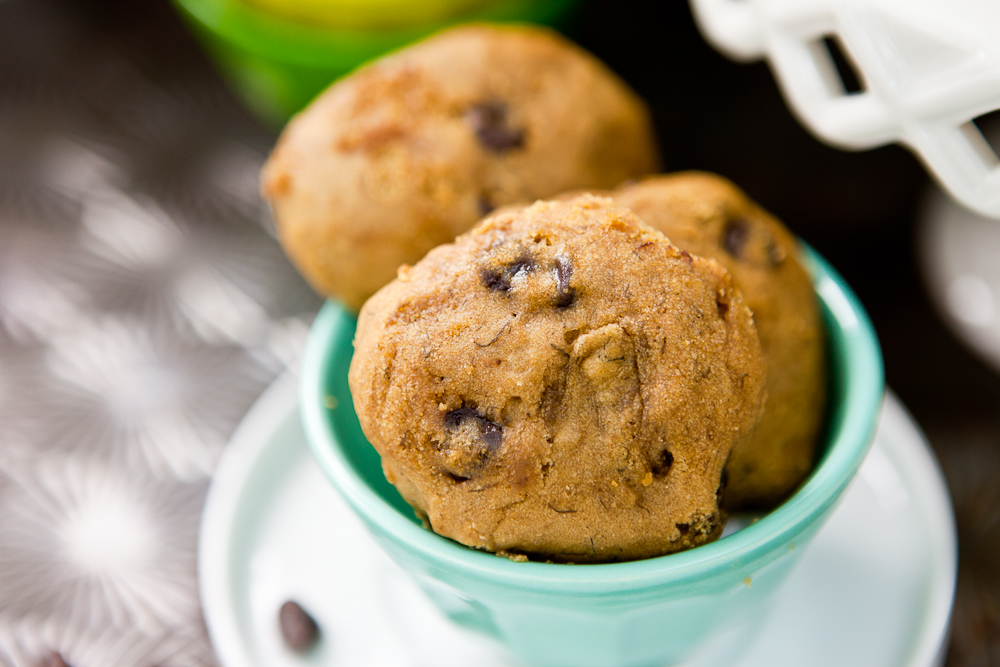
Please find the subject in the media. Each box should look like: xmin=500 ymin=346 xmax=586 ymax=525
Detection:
xmin=465 ymin=101 xmax=525 ymax=153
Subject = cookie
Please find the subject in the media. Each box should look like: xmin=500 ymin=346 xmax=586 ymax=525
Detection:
xmin=349 ymin=195 xmax=766 ymax=562
xmin=261 ymin=24 xmax=660 ymax=312
xmin=613 ymin=172 xmax=825 ymax=509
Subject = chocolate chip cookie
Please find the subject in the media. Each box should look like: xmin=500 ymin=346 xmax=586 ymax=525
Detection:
xmin=261 ymin=24 xmax=660 ymax=312
xmin=349 ymin=195 xmax=766 ymax=562
xmin=613 ymin=172 xmax=826 ymax=509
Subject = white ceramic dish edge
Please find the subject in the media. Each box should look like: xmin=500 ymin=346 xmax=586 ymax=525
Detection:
xmin=199 ymin=377 xmax=957 ymax=667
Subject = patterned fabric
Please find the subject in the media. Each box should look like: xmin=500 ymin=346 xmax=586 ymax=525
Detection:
xmin=0 ymin=2 xmax=321 ymax=665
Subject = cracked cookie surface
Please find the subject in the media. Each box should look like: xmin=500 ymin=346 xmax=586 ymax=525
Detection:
xmin=262 ymin=24 xmax=659 ymax=312
xmin=613 ymin=172 xmax=826 ymax=509
xmin=349 ymin=195 xmax=766 ymax=562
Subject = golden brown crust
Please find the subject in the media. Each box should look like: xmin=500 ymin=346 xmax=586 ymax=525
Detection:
xmin=349 ymin=195 xmax=766 ymax=562
xmin=262 ymin=24 xmax=660 ymax=312
xmin=613 ymin=172 xmax=826 ymax=509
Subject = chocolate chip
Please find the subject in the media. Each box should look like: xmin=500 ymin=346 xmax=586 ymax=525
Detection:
xmin=553 ymin=287 xmax=577 ymax=308
xmin=482 ymin=267 xmax=511 ymax=292
xmin=441 ymin=405 xmax=504 ymax=479
xmin=481 ymin=420 xmax=503 ymax=449
xmin=510 ymin=257 xmax=534 ymax=276
xmin=481 ymin=255 xmax=535 ymax=292
xmin=445 ymin=406 xmax=504 ymax=450
xmin=553 ymin=256 xmax=576 ymax=308
xmin=279 ymin=600 xmax=320 ymax=653
xmin=652 ymin=449 xmax=673 ymax=477
xmin=445 ymin=405 xmax=480 ymax=428
xmin=465 ymin=101 xmax=525 ymax=153
xmin=37 ymin=653 xmax=70 ymax=667
xmin=723 ymin=218 xmax=749 ymax=258
xmin=716 ymin=469 xmax=729 ymax=505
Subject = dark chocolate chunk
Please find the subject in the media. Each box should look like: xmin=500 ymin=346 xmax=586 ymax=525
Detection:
xmin=480 ymin=420 xmax=502 ymax=449
xmin=723 ymin=218 xmax=749 ymax=258
xmin=482 ymin=267 xmax=511 ymax=292
xmin=280 ymin=600 xmax=320 ymax=653
xmin=481 ymin=254 xmax=535 ymax=292
xmin=441 ymin=405 xmax=505 ymax=479
xmin=445 ymin=406 xmax=504 ymax=451
xmin=510 ymin=256 xmax=534 ymax=277
xmin=553 ymin=256 xmax=576 ymax=308
xmin=37 ymin=653 xmax=70 ymax=667
xmin=652 ymin=449 xmax=673 ymax=478
xmin=445 ymin=406 xmax=482 ymax=429
xmin=465 ymin=101 xmax=525 ymax=153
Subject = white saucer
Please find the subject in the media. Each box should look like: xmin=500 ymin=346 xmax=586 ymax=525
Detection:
xmin=199 ymin=375 xmax=957 ymax=667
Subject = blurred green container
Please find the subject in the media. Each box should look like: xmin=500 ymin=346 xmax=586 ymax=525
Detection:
xmin=172 ymin=0 xmax=580 ymax=124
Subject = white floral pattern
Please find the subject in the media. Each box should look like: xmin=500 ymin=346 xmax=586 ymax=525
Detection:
xmin=0 ymin=3 xmax=322 ymax=664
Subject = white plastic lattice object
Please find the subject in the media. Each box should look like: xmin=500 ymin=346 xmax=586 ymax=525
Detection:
xmin=690 ymin=0 xmax=1000 ymax=219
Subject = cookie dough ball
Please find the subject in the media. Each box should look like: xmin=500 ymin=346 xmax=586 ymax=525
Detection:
xmin=613 ymin=172 xmax=825 ymax=509
xmin=349 ymin=195 xmax=766 ymax=562
xmin=262 ymin=24 xmax=659 ymax=312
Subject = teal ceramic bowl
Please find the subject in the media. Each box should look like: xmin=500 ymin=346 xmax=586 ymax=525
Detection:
xmin=172 ymin=0 xmax=579 ymax=123
xmin=301 ymin=246 xmax=883 ymax=667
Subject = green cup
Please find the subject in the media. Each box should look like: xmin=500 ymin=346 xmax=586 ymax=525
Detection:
xmin=171 ymin=0 xmax=579 ymax=123
xmin=301 ymin=246 xmax=884 ymax=667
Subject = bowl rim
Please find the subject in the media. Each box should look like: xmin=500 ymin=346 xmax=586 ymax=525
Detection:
xmin=171 ymin=0 xmax=579 ymax=66
xmin=301 ymin=245 xmax=884 ymax=595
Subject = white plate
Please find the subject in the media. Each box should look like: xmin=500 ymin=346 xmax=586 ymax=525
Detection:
xmin=199 ymin=375 xmax=957 ymax=667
